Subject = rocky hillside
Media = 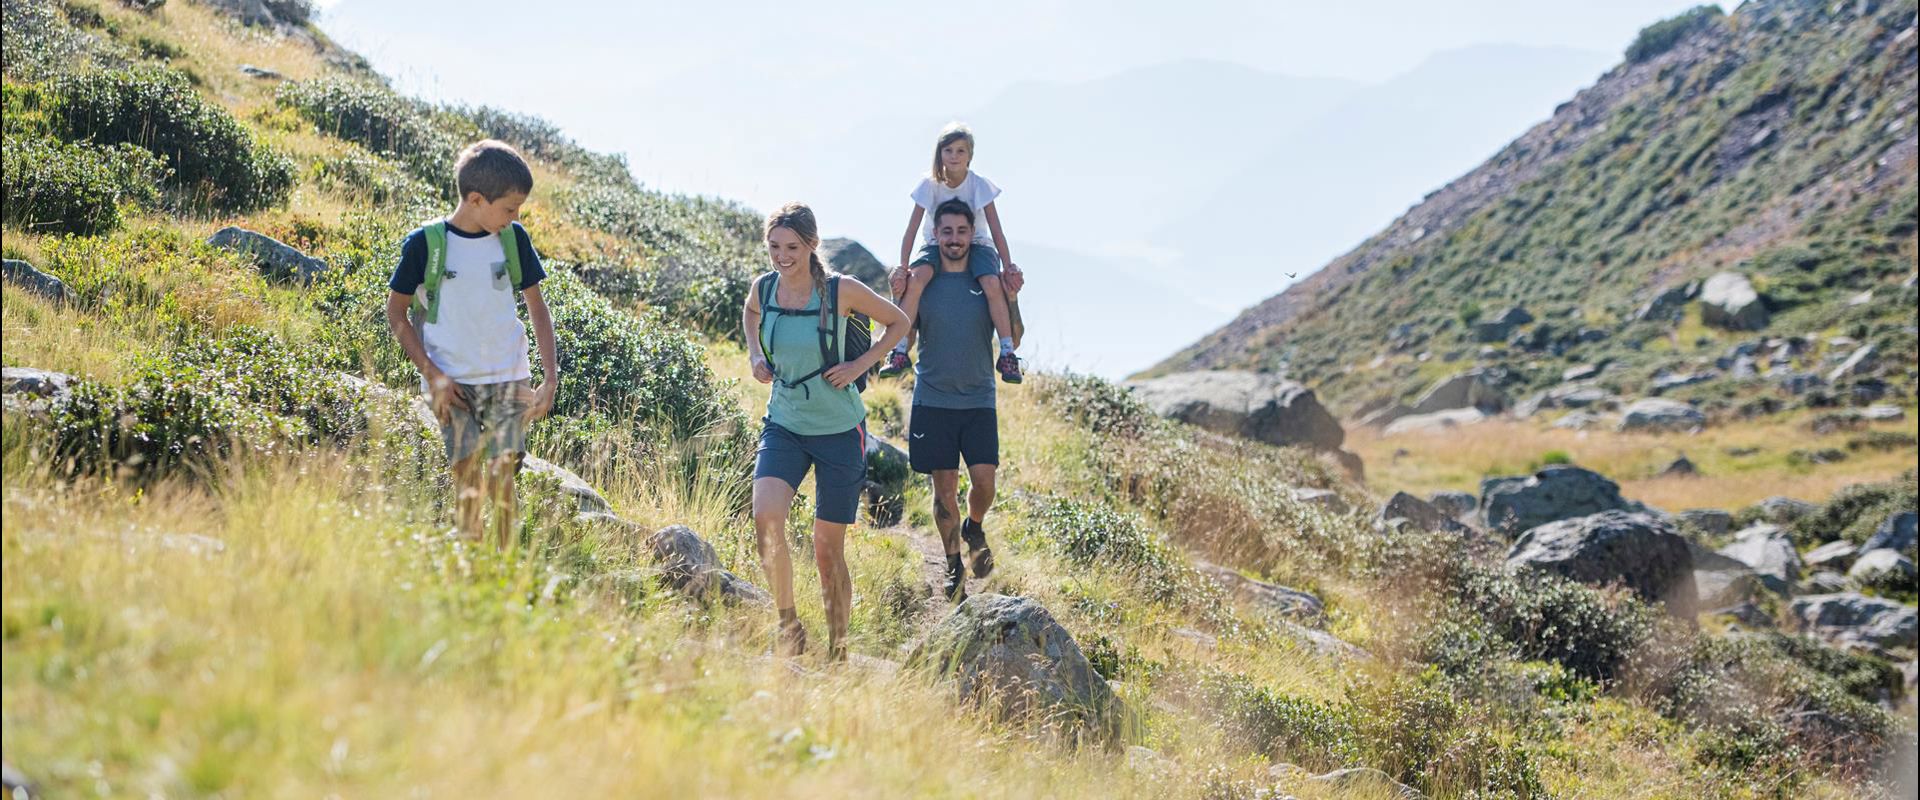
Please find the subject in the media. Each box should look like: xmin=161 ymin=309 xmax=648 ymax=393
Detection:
xmin=1148 ymin=0 xmax=1918 ymax=423
xmin=3 ymin=2 xmax=1917 ymax=798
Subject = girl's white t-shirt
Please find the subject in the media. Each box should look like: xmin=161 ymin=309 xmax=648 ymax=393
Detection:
xmin=911 ymin=172 xmax=1000 ymax=246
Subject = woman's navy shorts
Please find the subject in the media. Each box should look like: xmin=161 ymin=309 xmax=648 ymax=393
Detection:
xmin=754 ymin=421 xmax=868 ymax=524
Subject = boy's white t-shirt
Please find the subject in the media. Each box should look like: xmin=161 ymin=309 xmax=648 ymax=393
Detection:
xmin=421 ymin=230 xmax=531 ymax=384
xmin=911 ymin=171 xmax=1000 ymax=246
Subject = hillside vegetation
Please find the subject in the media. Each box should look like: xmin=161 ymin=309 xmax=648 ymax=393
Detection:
xmin=3 ymin=1 xmax=1915 ymax=798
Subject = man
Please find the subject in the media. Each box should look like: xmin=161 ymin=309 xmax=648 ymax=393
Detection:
xmin=902 ymin=198 xmax=1011 ymax=600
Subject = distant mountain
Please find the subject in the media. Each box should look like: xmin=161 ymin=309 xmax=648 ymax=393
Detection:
xmin=1156 ymin=44 xmax=1617 ymax=310
xmin=1148 ymin=0 xmax=1919 ymax=419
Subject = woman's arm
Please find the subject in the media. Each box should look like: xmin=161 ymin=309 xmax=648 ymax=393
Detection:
xmin=982 ymin=202 xmax=1021 ymax=294
xmin=741 ymin=276 xmax=773 ymax=384
xmin=823 ymin=279 xmax=909 ymax=389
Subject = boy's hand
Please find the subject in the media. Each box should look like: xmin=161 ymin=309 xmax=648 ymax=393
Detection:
xmin=522 ymin=380 xmax=556 ymax=424
xmin=1002 ymin=262 xmax=1025 ymax=295
xmin=751 ymin=355 xmax=774 ymax=384
xmin=426 ymin=371 xmax=467 ymax=421
xmin=889 ymin=265 xmax=909 ymax=298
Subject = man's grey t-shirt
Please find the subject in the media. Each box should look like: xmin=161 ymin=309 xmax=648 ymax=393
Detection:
xmin=913 ymin=268 xmax=997 ymax=409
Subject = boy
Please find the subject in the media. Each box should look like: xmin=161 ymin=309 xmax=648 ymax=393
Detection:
xmin=384 ymin=139 xmax=558 ymax=547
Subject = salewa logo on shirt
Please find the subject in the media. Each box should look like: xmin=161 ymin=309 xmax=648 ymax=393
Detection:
xmin=969 ymin=289 xmax=984 ymax=296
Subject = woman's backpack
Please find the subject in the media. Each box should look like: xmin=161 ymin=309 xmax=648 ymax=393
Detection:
xmin=757 ymin=272 xmax=873 ymax=393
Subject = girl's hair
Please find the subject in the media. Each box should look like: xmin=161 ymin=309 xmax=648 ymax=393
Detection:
xmin=764 ymin=201 xmax=833 ymax=305
xmin=930 ymin=122 xmax=975 ymax=186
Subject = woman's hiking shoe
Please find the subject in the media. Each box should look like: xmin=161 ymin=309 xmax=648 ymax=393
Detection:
xmin=944 ymin=554 xmax=967 ymax=601
xmin=776 ymin=616 xmax=808 ymax=657
xmin=996 ymin=351 xmax=1023 ymax=384
xmin=878 ymin=349 xmax=912 ymax=378
xmin=962 ymin=518 xmax=995 ymax=579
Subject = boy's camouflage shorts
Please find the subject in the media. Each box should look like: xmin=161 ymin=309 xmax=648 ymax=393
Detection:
xmin=438 ymin=379 xmax=532 ymax=465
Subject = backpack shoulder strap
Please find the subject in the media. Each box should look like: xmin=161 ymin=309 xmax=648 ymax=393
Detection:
xmin=818 ymin=275 xmax=844 ymax=367
xmin=498 ymin=223 xmax=524 ymax=289
xmin=416 ymin=221 xmax=449 ymax=324
xmin=754 ymin=272 xmax=779 ymax=370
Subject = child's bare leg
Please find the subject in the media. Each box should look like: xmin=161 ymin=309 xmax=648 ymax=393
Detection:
xmin=885 ymin=266 xmax=933 ymax=366
xmin=486 ymin=454 xmax=520 ymax=550
xmin=452 ymin=455 xmax=485 ymax=539
xmin=978 ymin=275 xmax=1017 ymax=351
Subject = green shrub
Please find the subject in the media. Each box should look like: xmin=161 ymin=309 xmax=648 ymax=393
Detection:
xmin=560 ymin=179 xmax=762 ymax=337
xmin=1448 ymin=561 xmax=1659 ymax=681
xmin=1026 ymin=495 xmax=1227 ymax=621
xmin=307 ymin=146 xmax=436 ymax=210
xmin=1788 ymin=470 xmax=1917 ymax=550
xmin=1031 ymin=372 xmax=1158 ymax=438
xmin=46 ymin=328 xmax=373 ymax=477
xmin=49 ymin=66 xmax=295 ymax=211
xmin=1 ymin=0 xmax=120 ymax=81
xmin=275 ymin=78 xmax=471 ymax=193
xmin=2 ymin=131 xmax=165 ymax=234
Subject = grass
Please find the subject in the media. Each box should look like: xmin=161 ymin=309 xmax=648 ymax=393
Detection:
xmin=1351 ymin=408 xmax=1920 ymax=511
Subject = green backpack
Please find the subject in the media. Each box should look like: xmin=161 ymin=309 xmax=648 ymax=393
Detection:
xmin=410 ymin=221 xmax=524 ymax=325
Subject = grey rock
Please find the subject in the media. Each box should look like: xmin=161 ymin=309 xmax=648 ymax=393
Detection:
xmin=1480 ymin=465 xmax=1634 ymax=536
xmin=1 ymin=366 xmax=77 ymax=404
xmin=1826 ymin=344 xmax=1876 ymax=383
xmin=3 ymin=258 xmax=68 ymax=303
xmin=1635 ymin=282 xmax=1698 ymax=323
xmin=1126 ymin=371 xmax=1344 ymax=451
xmin=1792 ymin=593 xmax=1919 ymax=656
xmin=1563 ymin=363 xmax=1601 ymax=382
xmin=1306 ymin=767 xmax=1424 ymax=799
xmin=1357 ymin=402 xmax=1413 ymax=429
xmin=1428 ymin=490 xmax=1477 ymax=521
xmin=1677 ymin=508 xmax=1733 ymax=536
xmin=1328 ymin=448 xmax=1366 ymax=481
xmin=1384 ymin=407 xmax=1486 ymax=435
xmin=1380 ymin=491 xmax=1472 ymax=535
xmin=1290 ymin=487 xmax=1348 ymax=515
xmin=522 ymin=455 xmax=610 ymax=516
xmin=1752 ymin=496 xmax=1817 ymax=525
xmin=1862 ymin=405 xmax=1905 ymax=422
xmin=238 ymin=63 xmax=282 ymax=79
xmin=644 ymin=525 xmax=771 ymax=606
xmin=1699 ymin=271 xmax=1769 ymax=331
xmin=1552 ymin=411 xmax=1608 ymax=430
xmin=1695 ymin=561 xmax=1764 ymax=607
xmin=1711 ymin=601 xmax=1773 ymax=628
xmin=1617 ymin=398 xmax=1705 ymax=433
xmin=1803 ymin=540 xmax=1860 ymax=571
xmin=908 ymin=594 xmax=1126 ymax=746
xmin=1717 ymin=524 xmax=1802 ymax=596
xmin=1801 ymin=570 xmax=1851 ymax=594
xmin=1195 ymin=562 xmax=1325 ymax=626
xmin=206 ymin=226 xmax=327 ymax=283
xmin=1848 ymin=549 xmax=1916 ymax=591
xmin=1410 ymin=369 xmax=1508 ymax=414
xmin=1506 ymin=510 xmax=1697 ymax=615
xmin=1659 ymin=454 xmax=1697 ymax=477
xmin=1 ymin=761 xmax=32 ymax=798
xmin=820 ymin=238 xmax=889 ymax=291
xmin=1863 ymin=511 xmax=1917 ymax=555
xmin=1649 ymin=370 xmax=1716 ymax=394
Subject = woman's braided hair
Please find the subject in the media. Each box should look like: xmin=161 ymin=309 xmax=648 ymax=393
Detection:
xmin=764 ymin=201 xmax=833 ymax=307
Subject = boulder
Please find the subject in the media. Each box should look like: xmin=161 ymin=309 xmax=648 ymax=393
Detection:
xmin=1289 ymin=487 xmax=1348 ymax=515
xmin=1357 ymin=403 xmax=1413 ymax=429
xmin=2 ymin=258 xmax=68 ymax=303
xmin=1380 ymin=491 xmax=1472 ymax=535
xmin=1677 ymin=508 xmax=1733 ymax=536
xmin=1658 ymin=454 xmax=1697 ymax=477
xmin=1552 ymin=411 xmax=1608 ymax=430
xmin=1 ymin=367 xmax=77 ymax=414
xmin=643 ymin=524 xmax=771 ymax=606
xmin=522 ymin=455 xmax=610 ymax=516
xmin=1716 ymin=524 xmax=1801 ymax=596
xmin=1479 ymin=466 xmax=1634 ymax=536
xmin=1634 ymin=282 xmax=1698 ymax=323
xmin=1751 ymin=496 xmax=1817 ymax=525
xmin=908 ymin=594 xmax=1126 ymax=745
xmin=1126 ymin=371 xmax=1344 ymax=451
xmin=238 ymin=63 xmax=282 ymax=79
xmin=1506 ymin=510 xmax=1697 ymax=614
xmin=1803 ymin=540 xmax=1859 ymax=571
xmin=1848 ymin=549 xmax=1916 ymax=592
xmin=1383 ymin=407 xmax=1486 ymax=435
xmin=1409 ymin=369 xmax=1508 ymax=414
xmin=1825 ymin=344 xmax=1876 ymax=383
xmin=1698 ymin=271 xmax=1769 ymax=331
xmin=820 ymin=238 xmax=889 ymax=291
xmin=1195 ymin=562 xmax=1325 ymax=626
xmin=1861 ymin=405 xmax=1905 ymax=422
xmin=1791 ymin=593 xmax=1919 ymax=656
xmin=1472 ymin=307 xmax=1534 ymax=343
xmin=1695 ymin=561 xmax=1764 ymax=607
xmin=1650 ymin=371 xmax=1715 ymax=394
xmin=1863 ymin=511 xmax=1917 ymax=555
xmin=1428 ymin=490 xmax=1477 ymax=522
xmin=1801 ymin=571 xmax=1850 ymax=595
xmin=206 ymin=226 xmax=327 ymax=283
xmin=1562 ymin=363 xmax=1602 ymax=382
xmin=1617 ymin=398 xmax=1705 ymax=433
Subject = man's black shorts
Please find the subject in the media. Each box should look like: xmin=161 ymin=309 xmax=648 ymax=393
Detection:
xmin=908 ymin=406 xmax=999 ymax=474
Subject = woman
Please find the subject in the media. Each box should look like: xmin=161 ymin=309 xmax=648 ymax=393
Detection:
xmin=743 ymin=202 xmax=909 ymax=659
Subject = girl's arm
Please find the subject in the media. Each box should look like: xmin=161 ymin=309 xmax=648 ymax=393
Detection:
xmin=823 ymin=279 xmax=910 ymax=389
xmin=741 ymin=277 xmax=773 ymax=384
xmin=894 ymin=205 xmax=926 ymax=297
xmin=982 ymin=202 xmax=1021 ymax=294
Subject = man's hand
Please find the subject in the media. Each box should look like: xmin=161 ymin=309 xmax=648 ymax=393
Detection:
xmin=1002 ymin=262 xmax=1025 ymax=295
xmin=751 ymin=355 xmax=775 ymax=384
xmin=426 ymin=371 xmax=467 ymax=422
xmin=823 ymin=358 xmax=871 ymax=389
xmin=522 ymin=380 xmax=556 ymax=424
xmin=889 ymin=265 xmax=909 ymax=298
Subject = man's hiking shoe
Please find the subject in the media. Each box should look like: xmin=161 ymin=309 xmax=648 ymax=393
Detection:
xmin=943 ymin=555 xmax=968 ymax=602
xmin=996 ymin=351 xmax=1023 ymax=384
xmin=961 ymin=518 xmax=995 ymax=579
xmin=878 ymin=349 xmax=912 ymax=378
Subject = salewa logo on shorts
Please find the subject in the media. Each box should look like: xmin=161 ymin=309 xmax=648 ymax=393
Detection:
xmin=912 ymin=433 xmax=925 ymax=438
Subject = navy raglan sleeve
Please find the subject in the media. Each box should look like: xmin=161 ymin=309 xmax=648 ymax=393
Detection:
xmin=388 ymin=228 xmax=428 ymax=294
xmin=512 ymin=222 xmax=546 ymax=290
